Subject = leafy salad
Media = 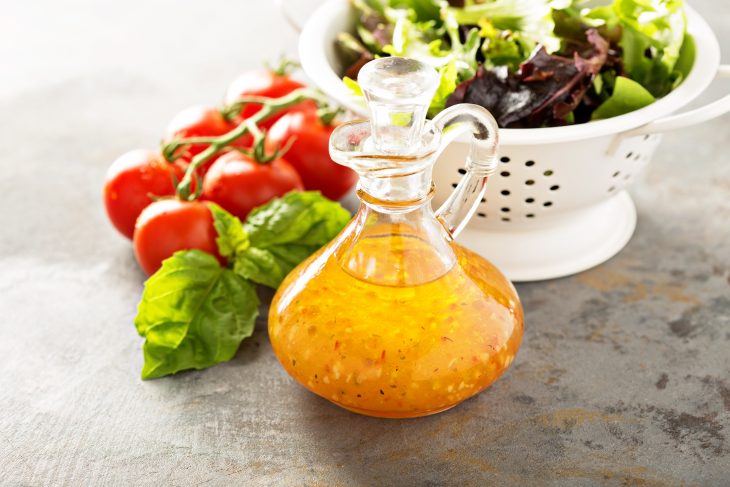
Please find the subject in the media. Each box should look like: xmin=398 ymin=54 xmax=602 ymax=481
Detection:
xmin=336 ymin=0 xmax=695 ymax=127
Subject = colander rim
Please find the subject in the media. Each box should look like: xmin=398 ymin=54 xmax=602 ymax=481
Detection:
xmin=299 ymin=1 xmax=721 ymax=145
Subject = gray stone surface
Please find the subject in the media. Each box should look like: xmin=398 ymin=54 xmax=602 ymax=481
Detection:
xmin=1 ymin=1 xmax=729 ymax=485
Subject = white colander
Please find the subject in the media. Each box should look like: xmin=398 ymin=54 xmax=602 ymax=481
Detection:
xmin=295 ymin=0 xmax=730 ymax=281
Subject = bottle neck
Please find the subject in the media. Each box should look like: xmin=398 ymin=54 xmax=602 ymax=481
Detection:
xmin=357 ymin=167 xmax=435 ymax=213
xmin=336 ymin=191 xmax=456 ymax=287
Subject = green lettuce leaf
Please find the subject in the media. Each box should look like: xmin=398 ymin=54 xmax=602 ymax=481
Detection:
xmin=375 ymin=5 xmax=479 ymax=113
xmin=448 ymin=0 xmax=566 ymax=53
xmin=591 ymin=76 xmax=656 ymax=120
xmin=674 ymin=32 xmax=695 ymax=82
xmin=428 ymin=60 xmax=458 ymax=117
xmin=233 ymin=192 xmax=350 ymax=288
xmin=614 ymin=0 xmax=687 ymax=97
xmin=478 ymin=19 xmax=535 ymax=72
xmin=343 ymin=76 xmax=364 ymax=97
xmin=381 ymin=10 xmax=446 ymax=64
xmin=390 ymin=0 xmax=440 ymax=22
xmin=352 ymin=0 xmax=394 ymax=54
xmin=135 ymin=250 xmax=259 ymax=380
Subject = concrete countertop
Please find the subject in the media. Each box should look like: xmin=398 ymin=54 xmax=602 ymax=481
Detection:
xmin=1 ymin=1 xmax=728 ymax=485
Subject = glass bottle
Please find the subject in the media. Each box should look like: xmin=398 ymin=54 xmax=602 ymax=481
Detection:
xmin=268 ymin=57 xmax=523 ymax=418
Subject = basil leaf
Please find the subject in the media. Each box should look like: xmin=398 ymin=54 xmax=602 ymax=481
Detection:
xmin=232 ymin=244 xmax=318 ymax=289
xmin=244 ymin=191 xmax=351 ymax=248
xmin=209 ymin=202 xmax=249 ymax=259
xmin=234 ymin=191 xmax=350 ymax=288
xmin=135 ymin=250 xmax=259 ymax=380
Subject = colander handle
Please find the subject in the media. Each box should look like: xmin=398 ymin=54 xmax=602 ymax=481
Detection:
xmin=624 ymin=65 xmax=730 ymax=137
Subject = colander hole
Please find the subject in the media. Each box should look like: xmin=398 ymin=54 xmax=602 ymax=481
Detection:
xmin=626 ymin=152 xmax=633 ymax=159
xmin=525 ymin=179 xmax=535 ymax=186
xmin=477 ymin=212 xmax=487 ymax=218
xmin=501 ymin=207 xmax=510 ymax=213
xmin=613 ymin=171 xmax=620 ymax=178
xmin=543 ymin=201 xmax=553 ymax=207
xmin=501 ymin=190 xmax=510 ymax=196
xmin=550 ymin=185 xmax=560 ymax=191
xmin=457 ymin=168 xmax=466 ymax=175
xmin=525 ymin=197 xmax=535 ymax=204
xmin=526 ymin=214 xmax=535 ymax=218
xmin=451 ymin=182 xmax=458 ymax=188
xmin=623 ymin=174 xmax=631 ymax=181
xmin=543 ymin=170 xmax=554 ymax=176
xmin=501 ymin=217 xmax=511 ymax=222
xmin=634 ymin=154 xmax=641 ymax=161
xmin=500 ymin=157 xmax=510 ymax=163
xmin=500 ymin=171 xmax=511 ymax=177
xmin=608 ymin=186 xmax=616 ymax=193
xmin=481 ymin=197 xmax=487 ymax=203
xmin=644 ymin=134 xmax=650 ymax=141
xmin=525 ymin=160 xmax=535 ymax=167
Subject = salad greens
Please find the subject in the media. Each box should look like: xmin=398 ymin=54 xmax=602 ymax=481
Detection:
xmin=337 ymin=0 xmax=695 ymax=127
xmin=134 ymin=193 xmax=350 ymax=379
xmin=591 ymin=75 xmax=655 ymax=120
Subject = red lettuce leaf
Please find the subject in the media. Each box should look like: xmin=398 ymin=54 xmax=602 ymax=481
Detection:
xmin=446 ymin=29 xmax=610 ymax=127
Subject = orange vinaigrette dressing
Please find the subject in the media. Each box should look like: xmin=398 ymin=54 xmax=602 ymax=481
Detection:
xmin=269 ymin=56 xmax=523 ymax=418
xmin=269 ymin=223 xmax=523 ymax=418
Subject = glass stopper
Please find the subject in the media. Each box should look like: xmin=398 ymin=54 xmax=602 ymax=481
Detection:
xmin=358 ymin=57 xmax=439 ymax=154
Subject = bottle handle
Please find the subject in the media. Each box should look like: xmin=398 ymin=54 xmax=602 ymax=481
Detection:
xmin=432 ymin=104 xmax=500 ymax=238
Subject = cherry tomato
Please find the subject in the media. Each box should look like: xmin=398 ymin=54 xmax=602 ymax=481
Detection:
xmin=266 ymin=110 xmax=357 ymax=200
xmin=103 ymin=149 xmax=184 ymax=240
xmin=163 ymin=105 xmax=250 ymax=174
xmin=224 ymin=69 xmax=316 ymax=129
xmin=133 ymin=199 xmax=221 ymax=275
xmin=201 ymin=151 xmax=303 ymax=221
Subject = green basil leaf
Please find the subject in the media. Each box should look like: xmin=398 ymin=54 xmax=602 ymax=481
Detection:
xmin=232 ymin=247 xmax=283 ymax=289
xmin=235 ymin=191 xmax=350 ymax=288
xmin=591 ymin=76 xmax=656 ymax=120
xmin=209 ymin=202 xmax=249 ymax=259
xmin=244 ymin=191 xmax=350 ymax=249
xmin=135 ymin=250 xmax=259 ymax=380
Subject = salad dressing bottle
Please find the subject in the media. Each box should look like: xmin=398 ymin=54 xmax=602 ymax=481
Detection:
xmin=268 ymin=57 xmax=523 ymax=418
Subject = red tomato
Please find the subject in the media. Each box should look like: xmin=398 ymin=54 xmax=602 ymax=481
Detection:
xmin=201 ymin=151 xmax=303 ymax=221
xmin=163 ymin=105 xmax=250 ymax=174
xmin=224 ymin=69 xmax=315 ymax=128
xmin=133 ymin=199 xmax=221 ymax=275
xmin=266 ymin=110 xmax=357 ymax=200
xmin=103 ymin=149 xmax=184 ymax=239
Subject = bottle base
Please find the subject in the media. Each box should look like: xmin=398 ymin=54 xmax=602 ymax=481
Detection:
xmin=333 ymin=401 xmax=461 ymax=419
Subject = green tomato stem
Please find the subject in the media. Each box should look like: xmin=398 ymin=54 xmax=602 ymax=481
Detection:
xmin=169 ymin=88 xmax=326 ymax=200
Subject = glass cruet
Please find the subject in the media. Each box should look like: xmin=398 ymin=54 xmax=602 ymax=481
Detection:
xmin=268 ymin=57 xmax=524 ymax=418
